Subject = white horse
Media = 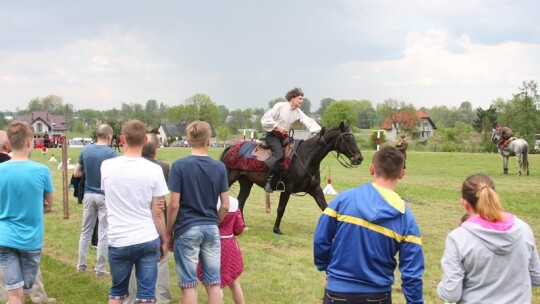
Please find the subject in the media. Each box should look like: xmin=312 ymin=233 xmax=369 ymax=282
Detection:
xmin=491 ymin=129 xmax=529 ymax=176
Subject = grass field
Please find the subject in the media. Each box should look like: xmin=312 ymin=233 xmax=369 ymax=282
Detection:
xmin=24 ymin=146 xmax=540 ymax=304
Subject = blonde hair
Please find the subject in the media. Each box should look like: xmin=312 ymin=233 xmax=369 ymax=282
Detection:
xmin=187 ymin=120 xmax=211 ymax=148
xmin=7 ymin=121 xmax=34 ymax=150
xmin=462 ymin=174 xmax=505 ymax=222
xmin=121 ymin=120 xmax=147 ymax=146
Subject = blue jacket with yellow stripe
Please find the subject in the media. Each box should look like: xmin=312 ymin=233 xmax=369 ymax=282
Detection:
xmin=314 ymin=183 xmax=424 ymax=303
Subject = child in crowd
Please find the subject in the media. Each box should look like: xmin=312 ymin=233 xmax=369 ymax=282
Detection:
xmin=198 ymin=196 xmax=245 ymax=304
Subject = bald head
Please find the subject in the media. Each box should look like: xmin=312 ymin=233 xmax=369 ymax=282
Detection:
xmin=142 ymin=133 xmax=159 ymax=158
xmin=97 ymin=124 xmax=113 ymax=139
xmin=0 ymin=130 xmax=10 ymax=153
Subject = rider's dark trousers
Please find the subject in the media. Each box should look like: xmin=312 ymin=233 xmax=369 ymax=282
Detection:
xmin=264 ymin=132 xmax=284 ymax=171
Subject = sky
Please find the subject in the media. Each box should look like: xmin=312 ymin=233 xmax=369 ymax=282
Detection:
xmin=1 ymin=0 xmax=540 ymax=112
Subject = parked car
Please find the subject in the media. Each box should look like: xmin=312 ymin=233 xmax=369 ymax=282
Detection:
xmin=169 ymin=140 xmax=189 ymax=147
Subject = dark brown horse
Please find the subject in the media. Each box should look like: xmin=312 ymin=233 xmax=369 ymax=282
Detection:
xmin=221 ymin=122 xmax=363 ymax=234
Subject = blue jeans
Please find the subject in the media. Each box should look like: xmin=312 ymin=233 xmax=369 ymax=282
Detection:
xmin=108 ymin=238 xmax=160 ymax=302
xmin=0 ymin=246 xmax=41 ymax=293
xmin=77 ymin=193 xmax=108 ymax=274
xmin=174 ymin=225 xmax=220 ymax=288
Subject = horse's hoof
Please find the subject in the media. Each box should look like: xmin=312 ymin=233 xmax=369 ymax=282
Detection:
xmin=273 ymin=228 xmax=283 ymax=235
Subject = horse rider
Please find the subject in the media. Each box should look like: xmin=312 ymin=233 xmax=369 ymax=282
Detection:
xmin=496 ymin=125 xmax=514 ymax=149
xmin=261 ymin=87 xmax=321 ymax=193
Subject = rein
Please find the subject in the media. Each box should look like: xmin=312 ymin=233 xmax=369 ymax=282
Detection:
xmin=318 ymin=131 xmax=357 ymax=168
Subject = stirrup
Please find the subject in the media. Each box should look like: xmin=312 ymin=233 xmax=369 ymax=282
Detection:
xmin=276 ymin=179 xmax=285 ymax=192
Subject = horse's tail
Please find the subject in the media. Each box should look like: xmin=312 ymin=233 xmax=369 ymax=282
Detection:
xmin=220 ymin=146 xmax=232 ymax=162
xmin=523 ymin=143 xmax=529 ymax=173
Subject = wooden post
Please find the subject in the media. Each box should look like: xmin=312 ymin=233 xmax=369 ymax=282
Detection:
xmin=61 ymin=135 xmax=69 ymax=219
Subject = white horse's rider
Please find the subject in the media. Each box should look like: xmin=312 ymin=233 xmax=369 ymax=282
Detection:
xmin=260 ymin=87 xmax=321 ymax=193
xmin=496 ymin=125 xmax=514 ymax=149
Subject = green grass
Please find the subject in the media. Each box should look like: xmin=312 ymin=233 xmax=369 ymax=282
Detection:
xmin=25 ymin=147 xmax=540 ymax=303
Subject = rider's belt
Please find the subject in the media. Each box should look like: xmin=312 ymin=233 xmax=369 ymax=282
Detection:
xmin=268 ymin=130 xmax=288 ymax=139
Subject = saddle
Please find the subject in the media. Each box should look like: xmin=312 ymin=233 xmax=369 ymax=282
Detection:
xmin=252 ymin=137 xmax=295 ymax=162
xmin=223 ymin=140 xmax=298 ymax=172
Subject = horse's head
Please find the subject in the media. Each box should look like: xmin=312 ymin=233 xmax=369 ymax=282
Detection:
xmin=319 ymin=121 xmax=363 ymax=167
xmin=491 ymin=129 xmax=500 ymax=144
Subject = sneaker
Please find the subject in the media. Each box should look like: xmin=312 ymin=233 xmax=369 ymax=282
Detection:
xmin=77 ymin=266 xmax=87 ymax=272
xmin=96 ymin=271 xmax=110 ymax=276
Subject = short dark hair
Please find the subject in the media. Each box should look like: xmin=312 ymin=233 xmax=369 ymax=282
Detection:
xmin=285 ymin=87 xmax=304 ymax=101
xmin=372 ymin=146 xmax=404 ymax=179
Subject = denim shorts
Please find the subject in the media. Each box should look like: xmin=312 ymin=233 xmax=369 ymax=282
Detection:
xmin=0 ymin=246 xmax=41 ymax=293
xmin=174 ymin=225 xmax=220 ymax=288
xmin=108 ymin=238 xmax=160 ymax=302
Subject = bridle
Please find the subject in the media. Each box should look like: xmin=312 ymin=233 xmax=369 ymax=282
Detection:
xmin=318 ymin=130 xmax=358 ymax=168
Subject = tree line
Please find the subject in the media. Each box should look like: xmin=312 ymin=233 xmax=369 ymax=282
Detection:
xmin=1 ymin=80 xmax=539 ymax=151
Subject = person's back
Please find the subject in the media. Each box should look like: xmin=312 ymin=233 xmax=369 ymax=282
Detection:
xmin=167 ymin=120 xmax=230 ymax=304
xmin=102 ymin=120 xmax=168 ymax=304
xmin=0 ymin=122 xmax=54 ymax=303
xmin=313 ymin=146 xmax=424 ymax=304
xmin=438 ymin=174 xmax=540 ymax=303
xmin=74 ymin=124 xmax=118 ymax=275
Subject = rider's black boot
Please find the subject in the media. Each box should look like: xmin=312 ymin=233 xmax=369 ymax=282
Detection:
xmin=264 ymin=170 xmax=275 ymax=193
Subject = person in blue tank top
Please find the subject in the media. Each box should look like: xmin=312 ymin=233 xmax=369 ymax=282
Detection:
xmin=0 ymin=121 xmax=54 ymax=304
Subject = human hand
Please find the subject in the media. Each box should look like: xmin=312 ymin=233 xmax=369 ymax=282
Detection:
xmin=158 ymin=242 xmax=168 ymax=262
xmin=166 ymin=235 xmax=174 ymax=252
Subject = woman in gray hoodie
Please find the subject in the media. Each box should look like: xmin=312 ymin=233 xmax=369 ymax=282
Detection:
xmin=438 ymin=174 xmax=540 ymax=303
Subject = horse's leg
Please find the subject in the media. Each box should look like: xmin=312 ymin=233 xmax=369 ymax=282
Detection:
xmin=516 ymin=152 xmax=522 ymax=176
xmin=502 ymin=155 xmax=508 ymax=174
xmin=237 ymin=176 xmax=254 ymax=221
xmin=309 ymin=185 xmax=328 ymax=211
xmin=273 ymin=192 xmax=291 ymax=235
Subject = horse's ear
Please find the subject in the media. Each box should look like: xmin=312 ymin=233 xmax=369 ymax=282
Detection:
xmin=320 ymin=127 xmax=326 ymax=135
xmin=340 ymin=121 xmax=349 ymax=131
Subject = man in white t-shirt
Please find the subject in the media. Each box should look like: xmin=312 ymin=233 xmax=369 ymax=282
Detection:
xmin=101 ymin=120 xmax=168 ymax=304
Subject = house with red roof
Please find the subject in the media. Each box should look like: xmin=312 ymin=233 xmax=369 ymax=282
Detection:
xmin=380 ymin=110 xmax=436 ymax=142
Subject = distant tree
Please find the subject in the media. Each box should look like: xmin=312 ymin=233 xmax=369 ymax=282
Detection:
xmin=216 ymin=125 xmax=231 ymax=142
xmin=377 ymin=99 xmax=417 ymax=135
xmin=322 ymin=101 xmax=358 ymax=127
xmin=145 ymin=99 xmax=160 ymax=127
xmin=316 ymin=98 xmax=335 ymax=115
xmin=185 ymin=93 xmax=220 ymax=127
xmin=348 ymin=99 xmax=377 ymax=129
xmin=217 ymin=105 xmax=229 ymax=124
xmin=472 ymin=105 xmax=497 ymax=142
xmin=0 ymin=112 xmax=7 ymax=130
xmin=268 ymin=97 xmax=286 ymax=109
xmin=300 ymin=97 xmax=312 ymax=115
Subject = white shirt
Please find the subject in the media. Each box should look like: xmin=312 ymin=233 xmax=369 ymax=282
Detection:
xmin=261 ymin=102 xmax=321 ymax=133
xmin=101 ymin=157 xmax=169 ymax=247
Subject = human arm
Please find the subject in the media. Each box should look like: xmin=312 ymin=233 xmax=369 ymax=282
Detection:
xmin=527 ymin=226 xmax=540 ymax=286
xmin=166 ymin=191 xmax=180 ymax=252
xmin=218 ymin=192 xmax=230 ymax=223
xmin=151 ymin=195 xmax=167 ymax=262
xmin=298 ymin=109 xmax=321 ymax=134
xmin=232 ymin=210 xmax=245 ymax=236
xmin=43 ymin=191 xmax=53 ymax=210
xmin=398 ymin=214 xmax=425 ymax=304
xmin=313 ymin=207 xmax=338 ymax=271
xmin=261 ymin=103 xmax=281 ymax=132
xmin=73 ymin=163 xmax=83 ymax=178
xmin=437 ymin=236 xmax=464 ymax=303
